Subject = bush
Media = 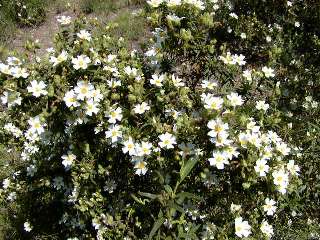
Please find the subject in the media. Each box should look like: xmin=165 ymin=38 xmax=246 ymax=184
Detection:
xmin=0 ymin=0 xmax=319 ymax=239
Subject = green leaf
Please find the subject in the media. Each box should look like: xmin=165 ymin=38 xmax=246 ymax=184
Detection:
xmin=131 ymin=194 xmax=149 ymax=205
xmin=149 ymin=213 xmax=164 ymax=239
xmin=179 ymin=158 xmax=198 ymax=183
xmin=164 ymin=185 xmax=173 ymax=194
xmin=138 ymin=191 xmax=158 ymax=200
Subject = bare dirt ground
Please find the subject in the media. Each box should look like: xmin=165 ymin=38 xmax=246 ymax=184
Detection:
xmin=8 ymin=1 xmax=146 ymax=57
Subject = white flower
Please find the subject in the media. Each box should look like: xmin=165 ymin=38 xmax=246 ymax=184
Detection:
xmin=229 ymin=13 xmax=238 ymax=19
xmin=72 ymin=55 xmax=91 ymax=70
xmin=122 ymin=137 xmax=136 ymax=156
xmin=134 ymin=160 xmax=148 ymax=175
xmin=208 ymin=151 xmax=229 ymax=169
xmin=190 ymin=0 xmax=205 ymax=10
xmin=171 ymin=74 xmax=185 ymax=87
xmin=203 ymin=95 xmax=224 ymax=110
xmin=85 ymin=99 xmax=100 ymax=116
xmin=254 ymin=159 xmax=269 ymax=177
xmin=27 ymin=164 xmax=37 ymax=177
xmin=105 ymin=125 xmax=122 ymax=143
xmin=27 ymin=80 xmax=47 ymax=97
xmin=276 ymin=142 xmax=290 ymax=156
xmin=201 ymin=80 xmax=217 ymax=89
xmin=207 ymin=118 xmax=229 ymax=138
xmin=150 ymin=74 xmax=165 ymax=87
xmin=260 ymin=220 xmax=273 ymax=237
xmin=211 ymin=131 xmax=233 ymax=147
xmin=57 ymin=15 xmax=71 ymax=25
xmin=286 ymin=160 xmax=300 ymax=176
xmin=24 ymin=221 xmax=32 ymax=232
xmin=262 ymin=66 xmax=275 ymax=78
xmin=294 ymin=21 xmax=300 ymax=27
xmin=167 ymin=0 xmax=181 ymax=7
xmin=158 ymin=132 xmax=177 ymax=149
xmin=266 ymin=36 xmax=272 ymax=42
xmin=7 ymin=56 xmax=22 ymax=66
xmin=133 ymin=102 xmax=150 ymax=114
xmin=234 ymin=217 xmax=251 ymax=238
xmin=107 ymin=107 xmax=123 ymax=123
xmin=63 ymin=90 xmax=80 ymax=107
xmin=139 ymin=141 xmax=153 ymax=156
xmin=124 ymin=66 xmax=138 ymax=77
xmin=242 ymin=69 xmax=252 ymax=82
xmin=240 ymin=33 xmax=246 ymax=39
xmin=256 ymin=100 xmax=269 ymax=111
xmin=74 ymin=81 xmax=94 ymax=100
xmin=219 ymin=52 xmax=236 ymax=65
xmin=62 ymin=152 xmax=76 ymax=169
xmin=1 ymin=91 xmax=22 ymax=108
xmin=77 ymin=29 xmax=92 ymax=41
xmin=10 ymin=67 xmax=29 ymax=78
xmin=4 ymin=123 xmax=22 ymax=137
xmin=225 ymin=145 xmax=240 ymax=160
xmin=233 ymin=54 xmax=246 ymax=66
xmin=49 ymin=50 xmax=68 ymax=66
xmin=227 ymin=92 xmax=244 ymax=107
xmin=272 ymin=169 xmax=289 ymax=194
xmin=263 ymin=198 xmax=277 ymax=216
xmin=91 ymin=88 xmax=103 ymax=102
xmin=230 ymin=203 xmax=242 ymax=213
xmin=0 ymin=63 xmax=11 ymax=75
xmin=28 ymin=116 xmax=45 ymax=135
xmin=107 ymin=78 xmax=121 ymax=88
xmin=2 ymin=178 xmax=10 ymax=189
xmin=147 ymin=0 xmax=164 ymax=7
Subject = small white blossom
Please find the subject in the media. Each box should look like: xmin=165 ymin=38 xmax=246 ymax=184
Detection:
xmin=72 ymin=55 xmax=91 ymax=70
xmin=208 ymin=151 xmax=229 ymax=169
xmin=256 ymin=100 xmax=269 ymax=111
xmin=77 ymin=29 xmax=92 ymax=41
xmin=286 ymin=160 xmax=300 ymax=176
xmin=150 ymin=74 xmax=165 ymax=87
xmin=158 ymin=132 xmax=177 ymax=149
xmin=262 ymin=66 xmax=275 ymax=78
xmin=105 ymin=125 xmax=122 ymax=143
xmin=57 ymin=15 xmax=71 ymax=25
xmin=263 ymin=198 xmax=277 ymax=216
xmin=133 ymin=102 xmax=150 ymax=114
xmin=227 ymin=92 xmax=244 ymax=107
xmin=260 ymin=220 xmax=273 ymax=237
xmin=254 ymin=159 xmax=269 ymax=177
xmin=62 ymin=152 xmax=76 ymax=169
xmin=24 ymin=222 xmax=32 ymax=232
xmin=235 ymin=217 xmax=251 ymax=238
xmin=107 ymin=107 xmax=123 ymax=123
xmin=27 ymin=80 xmax=47 ymax=97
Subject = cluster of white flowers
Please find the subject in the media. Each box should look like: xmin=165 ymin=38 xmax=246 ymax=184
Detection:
xmin=219 ymin=52 xmax=246 ymax=66
xmin=49 ymin=50 xmax=68 ymax=66
xmin=0 ymin=57 xmax=29 ymax=78
xmin=57 ymin=15 xmax=72 ymax=25
xmin=147 ymin=0 xmax=205 ymax=10
xmin=63 ymin=81 xmax=103 ymax=117
xmin=302 ymin=96 xmax=319 ymax=109
xmin=1 ymin=91 xmax=22 ymax=108
xmin=4 ymin=123 xmax=23 ymax=138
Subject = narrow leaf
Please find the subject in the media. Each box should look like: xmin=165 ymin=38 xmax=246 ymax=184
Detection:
xmin=179 ymin=158 xmax=198 ymax=183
